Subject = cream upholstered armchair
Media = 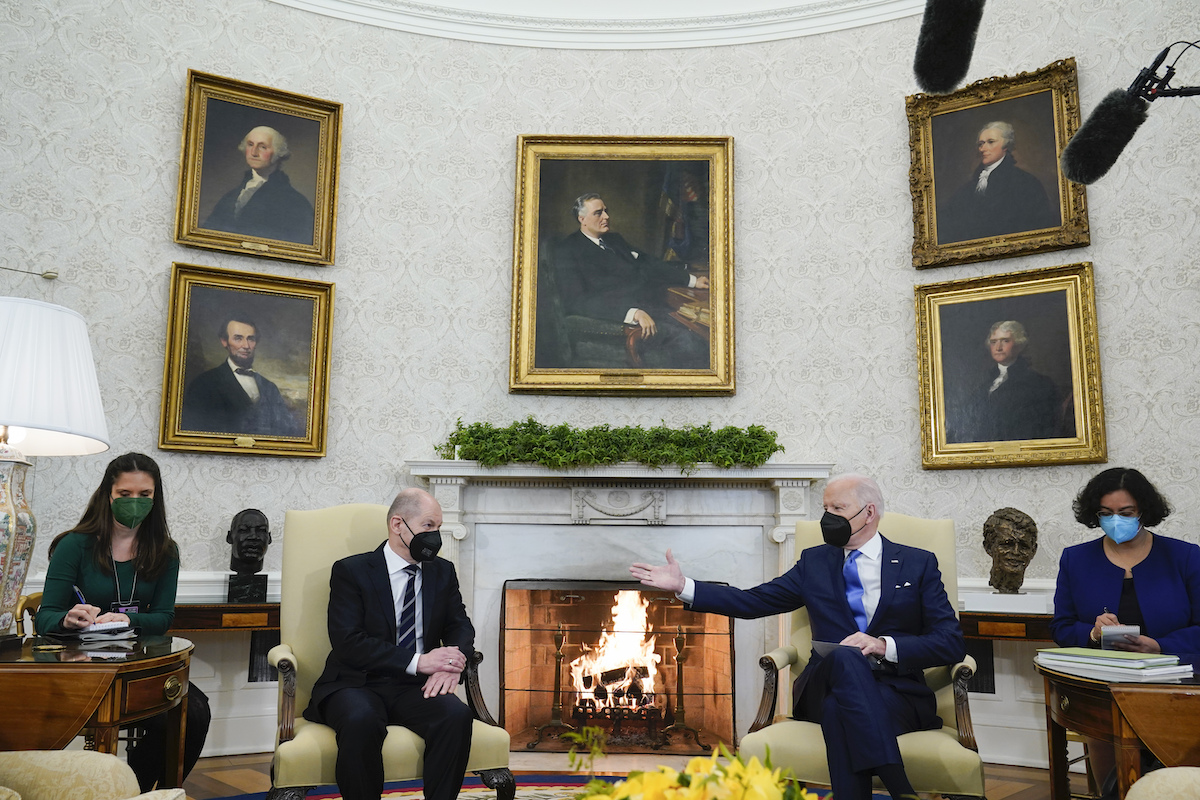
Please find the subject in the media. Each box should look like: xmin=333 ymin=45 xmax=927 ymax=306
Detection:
xmin=0 ymin=750 xmax=183 ymax=800
xmin=738 ymin=513 xmax=986 ymax=799
xmin=266 ymin=504 xmax=514 ymax=800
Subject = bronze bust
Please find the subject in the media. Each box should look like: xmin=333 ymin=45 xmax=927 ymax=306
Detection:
xmin=228 ymin=508 xmax=272 ymax=575
xmin=982 ymin=507 xmax=1038 ymax=594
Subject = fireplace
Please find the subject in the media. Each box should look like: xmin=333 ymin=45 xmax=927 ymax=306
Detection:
xmin=406 ymin=459 xmax=832 ymax=739
xmin=501 ymin=580 xmax=734 ymax=753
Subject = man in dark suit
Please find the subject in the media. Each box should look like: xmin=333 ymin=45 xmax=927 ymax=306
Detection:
xmin=631 ymin=474 xmax=965 ymax=800
xmin=949 ymin=320 xmax=1062 ymax=443
xmin=180 ymin=316 xmax=302 ymax=437
xmin=201 ymin=125 xmax=315 ymax=244
xmin=937 ymin=121 xmax=1059 ymax=244
xmin=554 ymin=193 xmax=710 ymax=369
xmin=304 ymin=488 xmax=475 ymax=800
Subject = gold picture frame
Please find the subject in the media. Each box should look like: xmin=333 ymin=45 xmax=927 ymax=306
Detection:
xmin=159 ymin=262 xmax=335 ymax=457
xmin=915 ymin=262 xmax=1106 ymax=469
xmin=174 ymin=70 xmax=341 ymax=266
xmin=908 ymin=58 xmax=1089 ymax=269
xmin=510 ymin=135 xmax=734 ymax=395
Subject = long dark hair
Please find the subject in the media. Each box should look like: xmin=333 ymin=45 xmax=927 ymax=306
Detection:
xmin=48 ymin=452 xmax=178 ymax=579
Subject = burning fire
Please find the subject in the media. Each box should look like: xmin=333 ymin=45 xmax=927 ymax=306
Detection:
xmin=570 ymin=591 xmax=661 ymax=710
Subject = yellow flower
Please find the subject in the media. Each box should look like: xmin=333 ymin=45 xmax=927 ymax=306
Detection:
xmin=576 ymin=750 xmax=806 ymax=800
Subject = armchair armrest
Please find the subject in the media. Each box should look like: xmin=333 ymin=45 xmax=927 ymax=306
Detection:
xmin=464 ymin=651 xmax=499 ymax=727
xmin=268 ymin=644 xmax=298 ymax=745
xmin=950 ymin=655 xmax=978 ymax=753
xmin=749 ymin=645 xmax=801 ymax=733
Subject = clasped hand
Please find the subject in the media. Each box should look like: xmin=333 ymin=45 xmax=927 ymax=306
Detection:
xmin=839 ymin=631 xmax=886 ymax=658
xmin=417 ymin=645 xmax=467 ymax=698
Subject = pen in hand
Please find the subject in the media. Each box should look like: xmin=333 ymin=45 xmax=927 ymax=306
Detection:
xmin=73 ymin=585 xmax=87 ymax=605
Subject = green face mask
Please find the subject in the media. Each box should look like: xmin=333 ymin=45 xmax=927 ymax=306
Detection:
xmin=111 ymin=497 xmax=153 ymax=529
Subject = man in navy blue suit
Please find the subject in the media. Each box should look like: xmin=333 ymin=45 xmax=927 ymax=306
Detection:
xmin=631 ymin=474 xmax=965 ymax=800
xmin=304 ymin=488 xmax=475 ymax=800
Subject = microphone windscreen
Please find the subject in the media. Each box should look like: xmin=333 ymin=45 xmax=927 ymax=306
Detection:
xmin=913 ymin=0 xmax=987 ymax=94
xmin=1060 ymin=89 xmax=1149 ymax=185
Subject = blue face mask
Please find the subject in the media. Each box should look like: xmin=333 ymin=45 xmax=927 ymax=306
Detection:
xmin=1099 ymin=514 xmax=1140 ymax=544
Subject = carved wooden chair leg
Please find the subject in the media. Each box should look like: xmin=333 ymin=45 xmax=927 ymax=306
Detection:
xmin=476 ymin=767 xmax=516 ymax=800
xmin=623 ymin=326 xmax=643 ymax=367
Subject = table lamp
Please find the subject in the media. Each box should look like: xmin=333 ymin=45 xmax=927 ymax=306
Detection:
xmin=0 ymin=296 xmax=109 ymax=635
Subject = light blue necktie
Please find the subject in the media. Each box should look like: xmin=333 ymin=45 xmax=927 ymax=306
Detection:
xmin=397 ymin=564 xmax=420 ymax=651
xmin=844 ymin=549 xmax=869 ymax=633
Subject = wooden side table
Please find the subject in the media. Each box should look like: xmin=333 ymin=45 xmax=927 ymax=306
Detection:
xmin=0 ymin=635 xmax=193 ymax=788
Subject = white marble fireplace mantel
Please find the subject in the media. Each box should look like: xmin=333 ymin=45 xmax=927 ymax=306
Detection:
xmin=406 ymin=459 xmax=833 ymax=735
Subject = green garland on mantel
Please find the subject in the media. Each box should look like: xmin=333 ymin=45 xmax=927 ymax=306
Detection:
xmin=435 ymin=417 xmax=784 ymax=473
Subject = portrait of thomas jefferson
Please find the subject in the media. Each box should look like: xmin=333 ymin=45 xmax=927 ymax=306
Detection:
xmin=939 ymin=291 xmax=1076 ymax=446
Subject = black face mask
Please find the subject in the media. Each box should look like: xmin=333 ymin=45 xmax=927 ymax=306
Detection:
xmin=402 ymin=519 xmax=443 ymax=562
xmin=820 ymin=505 xmax=867 ymax=548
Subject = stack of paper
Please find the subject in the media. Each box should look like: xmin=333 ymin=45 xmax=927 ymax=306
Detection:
xmin=1036 ymin=647 xmax=1195 ymax=682
xmin=44 ymin=624 xmax=137 ymax=643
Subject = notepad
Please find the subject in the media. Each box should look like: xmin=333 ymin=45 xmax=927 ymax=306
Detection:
xmin=83 ymin=620 xmax=132 ymax=633
xmin=1100 ymin=624 xmax=1141 ymax=650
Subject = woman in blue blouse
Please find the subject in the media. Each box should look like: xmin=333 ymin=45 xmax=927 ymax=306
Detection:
xmin=1052 ymin=467 xmax=1200 ymax=658
xmin=1052 ymin=467 xmax=1200 ymax=792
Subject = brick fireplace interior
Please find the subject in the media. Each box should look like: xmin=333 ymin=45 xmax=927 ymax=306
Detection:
xmin=501 ymin=579 xmax=734 ymax=754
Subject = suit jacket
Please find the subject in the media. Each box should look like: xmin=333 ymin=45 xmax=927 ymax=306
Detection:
xmin=180 ymin=362 xmax=301 ymax=437
xmin=937 ymin=156 xmax=1058 ymax=244
xmin=202 ymin=169 xmax=315 ymax=245
xmin=689 ymin=534 xmax=965 ymax=717
xmin=950 ymin=355 xmax=1061 ymax=443
xmin=305 ymin=544 xmax=475 ymax=721
xmin=1051 ymin=534 xmax=1200 ymax=663
xmin=554 ymin=230 xmax=693 ymax=323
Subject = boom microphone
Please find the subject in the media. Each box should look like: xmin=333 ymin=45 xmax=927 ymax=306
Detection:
xmin=1060 ymin=47 xmax=1175 ymax=185
xmin=913 ymin=0 xmax=987 ymax=94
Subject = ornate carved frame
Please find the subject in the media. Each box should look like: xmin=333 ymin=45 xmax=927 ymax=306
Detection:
xmin=907 ymin=58 xmax=1089 ymax=269
xmin=914 ymin=262 xmax=1107 ymax=470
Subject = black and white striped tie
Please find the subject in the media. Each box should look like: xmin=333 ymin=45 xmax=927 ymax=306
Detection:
xmin=397 ymin=564 xmax=420 ymax=651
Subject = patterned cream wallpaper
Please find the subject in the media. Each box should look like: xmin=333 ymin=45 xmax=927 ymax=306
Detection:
xmin=4 ymin=0 xmax=1199 ymax=583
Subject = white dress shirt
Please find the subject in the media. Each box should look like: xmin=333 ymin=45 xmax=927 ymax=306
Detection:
xmin=384 ymin=544 xmax=423 ymax=675
xmin=226 ymin=358 xmax=261 ymax=402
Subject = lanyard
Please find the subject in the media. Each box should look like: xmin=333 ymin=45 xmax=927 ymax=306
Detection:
xmin=112 ymin=555 xmax=138 ymax=608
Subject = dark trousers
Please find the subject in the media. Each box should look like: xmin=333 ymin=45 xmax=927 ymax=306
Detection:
xmin=127 ymin=682 xmax=211 ymax=791
xmin=319 ymin=681 xmax=473 ymax=800
xmin=796 ymin=648 xmax=933 ymax=800
xmin=639 ymin=312 xmax=709 ymax=370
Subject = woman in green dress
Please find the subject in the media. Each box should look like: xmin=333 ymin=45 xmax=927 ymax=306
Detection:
xmin=37 ymin=452 xmax=210 ymax=791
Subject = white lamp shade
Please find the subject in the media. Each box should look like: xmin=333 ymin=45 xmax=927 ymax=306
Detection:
xmin=0 ymin=297 xmax=110 ymax=456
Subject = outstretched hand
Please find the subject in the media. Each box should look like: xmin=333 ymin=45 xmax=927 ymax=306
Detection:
xmin=630 ymin=549 xmax=685 ymax=594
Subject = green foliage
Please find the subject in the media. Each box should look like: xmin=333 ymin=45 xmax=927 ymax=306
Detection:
xmin=436 ymin=417 xmax=784 ymax=473
xmin=563 ymin=725 xmax=608 ymax=783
